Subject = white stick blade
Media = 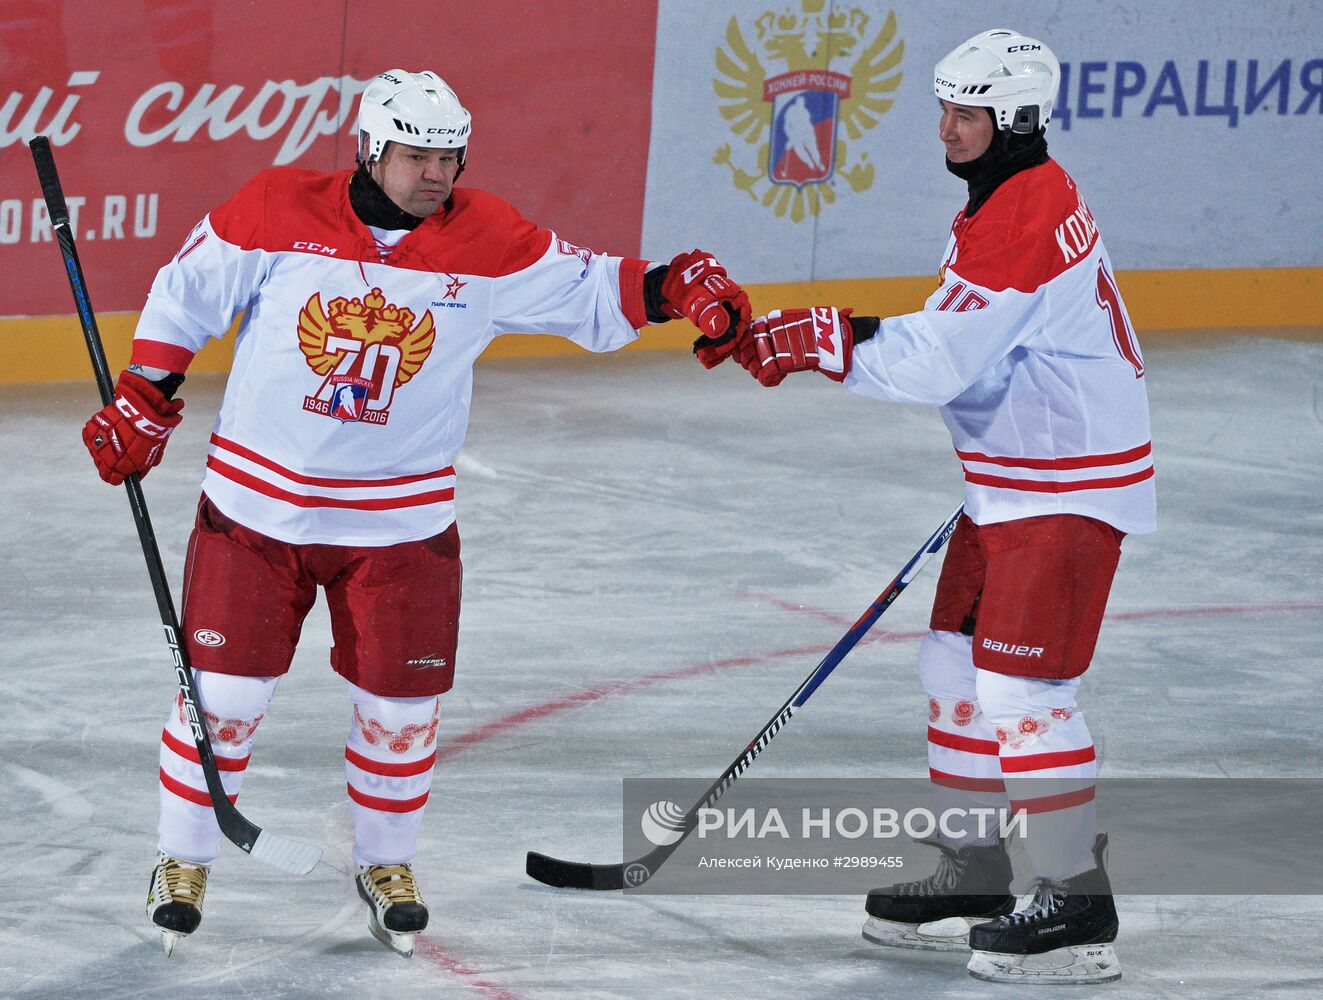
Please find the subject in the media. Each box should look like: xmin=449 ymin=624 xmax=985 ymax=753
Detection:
xmin=249 ymin=830 xmax=322 ymax=875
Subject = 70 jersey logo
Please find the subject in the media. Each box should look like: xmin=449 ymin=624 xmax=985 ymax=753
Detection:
xmin=306 ymin=337 xmax=402 ymax=425
xmin=296 ymin=287 xmax=438 ymax=426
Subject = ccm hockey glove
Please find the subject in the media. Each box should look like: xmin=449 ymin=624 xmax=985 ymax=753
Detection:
xmin=82 ymin=370 xmax=184 ymax=485
xmin=738 ymin=307 xmax=855 ymax=387
xmin=658 ymin=249 xmax=751 ymax=367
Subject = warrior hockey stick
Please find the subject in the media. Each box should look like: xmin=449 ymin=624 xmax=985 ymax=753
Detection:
xmin=526 ymin=502 xmax=965 ymax=889
xmin=30 ymin=136 xmax=321 ymax=876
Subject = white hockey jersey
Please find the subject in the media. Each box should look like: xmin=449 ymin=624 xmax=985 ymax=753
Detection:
xmin=846 ymin=159 xmax=1156 ymax=534
xmin=130 ymin=167 xmax=650 ymax=546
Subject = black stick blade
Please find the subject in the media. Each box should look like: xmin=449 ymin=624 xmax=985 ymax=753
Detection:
xmin=526 ymin=851 xmax=627 ymax=890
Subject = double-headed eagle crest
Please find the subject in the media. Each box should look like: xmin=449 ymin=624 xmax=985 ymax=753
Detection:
xmin=714 ymin=2 xmax=903 ymax=222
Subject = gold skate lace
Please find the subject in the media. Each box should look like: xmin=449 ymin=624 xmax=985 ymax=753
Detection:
xmin=158 ymin=858 xmax=208 ymax=905
xmin=364 ymin=864 xmax=422 ymax=904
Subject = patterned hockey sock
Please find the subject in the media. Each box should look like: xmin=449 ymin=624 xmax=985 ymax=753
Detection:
xmin=344 ymin=681 xmax=440 ymax=866
xmin=157 ymin=671 xmax=279 ymax=864
xmin=976 ymin=671 xmax=1098 ymax=880
xmin=917 ymin=631 xmax=1009 ymax=846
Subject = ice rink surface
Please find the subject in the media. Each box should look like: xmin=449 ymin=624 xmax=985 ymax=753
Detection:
xmin=2 ymin=334 xmax=1321 ymax=999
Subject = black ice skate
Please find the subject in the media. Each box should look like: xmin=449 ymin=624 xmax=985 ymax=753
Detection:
xmin=862 ymin=839 xmax=1014 ymax=951
xmin=966 ymin=833 xmax=1121 ymax=984
xmin=356 ymin=863 xmax=429 ymax=957
xmin=146 ymin=852 xmax=209 ymax=956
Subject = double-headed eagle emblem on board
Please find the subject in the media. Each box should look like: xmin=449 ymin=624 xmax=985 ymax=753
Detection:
xmin=714 ymin=2 xmax=903 ymax=221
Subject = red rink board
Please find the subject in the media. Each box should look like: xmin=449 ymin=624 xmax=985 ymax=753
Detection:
xmin=0 ymin=0 xmax=657 ymax=316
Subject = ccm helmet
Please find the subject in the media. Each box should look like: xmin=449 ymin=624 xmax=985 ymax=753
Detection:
xmin=933 ymin=29 xmax=1061 ymax=133
xmin=356 ymin=69 xmax=471 ymax=163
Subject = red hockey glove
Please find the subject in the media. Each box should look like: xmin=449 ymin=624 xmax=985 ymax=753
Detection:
xmin=82 ymin=370 xmax=185 ymax=485
xmin=659 ymin=249 xmax=751 ymax=367
xmin=739 ymin=307 xmax=854 ymax=387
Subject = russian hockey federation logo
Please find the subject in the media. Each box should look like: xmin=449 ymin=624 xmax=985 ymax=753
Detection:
xmin=713 ymin=1 xmax=903 ymax=222
xmin=298 ymin=287 xmax=436 ymax=425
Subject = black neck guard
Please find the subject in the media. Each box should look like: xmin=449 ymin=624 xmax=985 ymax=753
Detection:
xmin=349 ymin=165 xmax=428 ymax=231
xmin=946 ymin=116 xmax=1049 ymax=218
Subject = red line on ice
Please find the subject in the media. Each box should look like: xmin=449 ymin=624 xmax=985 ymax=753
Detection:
xmin=421 ymin=598 xmax=1321 ymax=995
xmin=415 ymin=938 xmax=526 ymax=1000
xmin=436 ymin=601 xmax=1323 ymax=760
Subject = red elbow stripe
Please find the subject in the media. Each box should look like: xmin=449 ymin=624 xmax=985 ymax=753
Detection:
xmin=346 ymin=783 xmax=430 ymax=813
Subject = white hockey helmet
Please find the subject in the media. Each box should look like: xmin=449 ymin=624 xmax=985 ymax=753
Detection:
xmin=356 ymin=69 xmax=472 ymax=163
xmin=933 ymin=29 xmax=1061 ymax=133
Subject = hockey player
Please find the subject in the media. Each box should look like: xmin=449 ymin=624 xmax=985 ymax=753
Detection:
xmin=706 ymin=29 xmax=1154 ymax=985
xmin=83 ymin=69 xmax=751 ymax=958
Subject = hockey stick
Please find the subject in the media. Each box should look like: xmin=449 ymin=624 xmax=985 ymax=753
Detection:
xmin=526 ymin=502 xmax=965 ymax=890
xmin=30 ymin=136 xmax=321 ymax=876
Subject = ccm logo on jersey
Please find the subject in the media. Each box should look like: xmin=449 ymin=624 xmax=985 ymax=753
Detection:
xmin=982 ymin=638 xmax=1045 ymax=658
xmin=292 ymin=241 xmax=339 ymax=256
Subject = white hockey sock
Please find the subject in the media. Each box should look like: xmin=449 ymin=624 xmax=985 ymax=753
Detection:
xmin=157 ymin=671 xmax=279 ymax=865
xmin=344 ymin=681 xmax=440 ymax=866
xmin=917 ymin=631 xmax=1009 ymax=847
xmin=976 ymin=671 xmax=1098 ymax=880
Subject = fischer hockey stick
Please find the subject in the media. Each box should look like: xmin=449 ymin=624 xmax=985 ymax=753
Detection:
xmin=30 ymin=136 xmax=321 ymax=876
xmin=526 ymin=502 xmax=964 ymax=890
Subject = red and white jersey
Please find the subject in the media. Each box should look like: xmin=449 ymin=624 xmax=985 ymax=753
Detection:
xmin=846 ymin=159 xmax=1156 ymax=534
xmin=131 ymin=167 xmax=649 ymax=546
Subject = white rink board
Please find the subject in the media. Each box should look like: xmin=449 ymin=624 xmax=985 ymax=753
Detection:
xmin=642 ymin=0 xmax=1323 ymax=282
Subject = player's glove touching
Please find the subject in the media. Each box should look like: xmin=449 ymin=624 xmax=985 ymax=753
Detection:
xmin=657 ymin=249 xmax=752 ymax=368
xmin=734 ymin=307 xmax=856 ymax=387
xmin=82 ymin=370 xmax=185 ymax=485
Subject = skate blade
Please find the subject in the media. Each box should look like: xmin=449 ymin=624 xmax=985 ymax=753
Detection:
xmin=862 ymin=915 xmax=975 ymax=952
xmin=158 ymin=929 xmax=182 ymax=957
xmin=967 ymin=943 xmax=1121 ymax=984
xmin=367 ymin=911 xmax=417 ymax=958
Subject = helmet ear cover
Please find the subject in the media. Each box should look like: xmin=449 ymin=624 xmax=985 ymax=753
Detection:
xmin=1010 ymin=105 xmax=1040 ymax=134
